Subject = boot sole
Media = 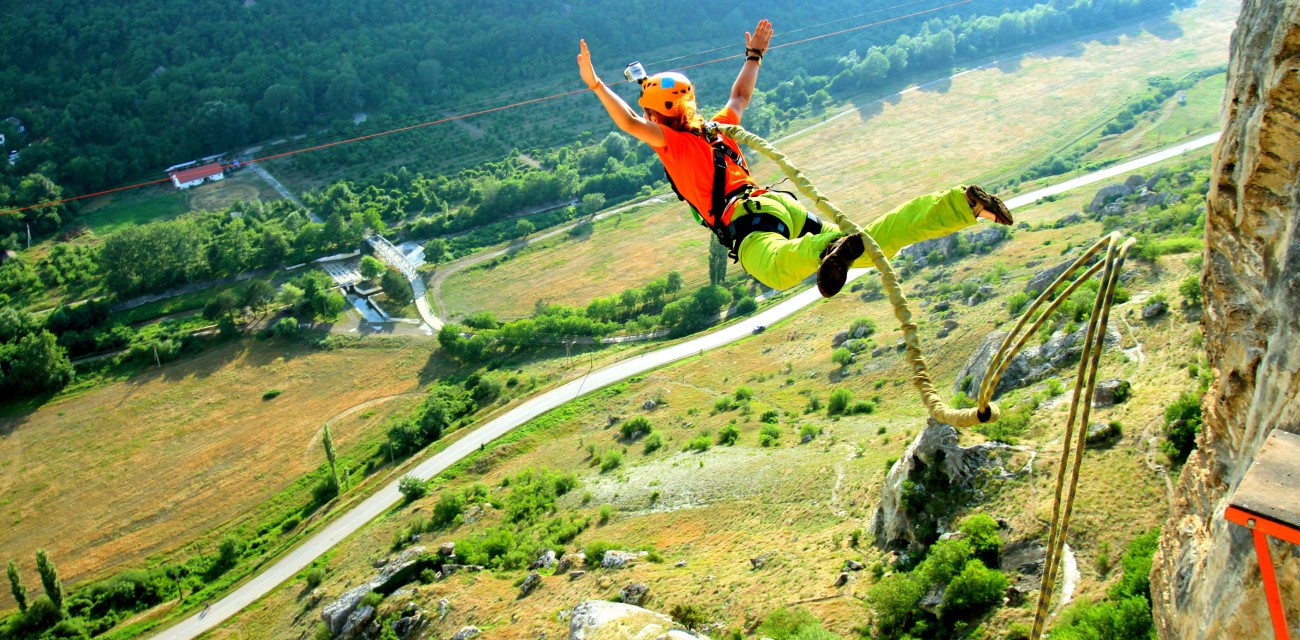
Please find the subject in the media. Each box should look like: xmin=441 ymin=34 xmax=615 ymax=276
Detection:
xmin=967 ymin=185 xmax=1014 ymax=225
xmin=817 ymin=234 xmax=864 ymax=298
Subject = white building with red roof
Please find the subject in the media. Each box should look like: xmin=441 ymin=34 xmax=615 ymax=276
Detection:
xmin=169 ymin=162 xmax=225 ymax=189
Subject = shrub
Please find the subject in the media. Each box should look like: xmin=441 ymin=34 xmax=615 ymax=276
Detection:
xmin=943 ymin=559 xmax=1008 ymax=619
xmin=584 ymin=540 xmax=616 ymax=566
xmin=431 ymin=491 xmax=465 ymax=528
xmin=311 ymin=475 xmax=339 ymax=505
xmin=850 ymin=400 xmax=876 ymax=415
xmin=620 ymin=416 xmax=652 ymax=440
xmin=598 ymin=505 xmax=613 ymax=525
xmin=717 ymin=424 xmax=740 ymax=446
xmin=918 ymin=538 xmax=972 ymax=585
xmin=643 ymin=431 xmax=664 ymax=454
xmin=799 ymin=424 xmax=818 ymax=441
xmin=360 ymin=590 xmax=383 ymax=608
xmin=736 ymin=297 xmax=758 ymax=314
xmin=685 ymin=434 xmax=712 ymax=452
xmin=600 ymin=449 xmax=623 ymax=472
xmin=759 ymin=424 xmax=781 ymax=447
xmin=828 ymin=388 xmax=853 ymax=416
xmin=670 ymin=603 xmax=710 ymax=630
xmin=1180 ymin=276 xmax=1202 ymax=306
xmin=865 ymin=572 xmax=925 ymax=635
xmin=760 ymin=409 xmax=780 ymax=423
xmin=734 ymin=386 xmax=754 ymax=401
xmin=849 ymin=317 xmax=877 ymax=338
xmin=273 ymin=316 xmax=299 ymax=338
xmin=959 ymin=513 xmax=1002 ymax=565
xmin=398 ymin=475 xmax=428 ymax=503
xmin=1046 ymin=378 xmax=1065 ymax=397
xmin=304 ymin=568 xmax=325 ymax=589
xmin=714 ymin=396 xmax=737 ymax=413
xmin=262 ymin=388 xmax=283 ymax=400
xmin=755 ymin=608 xmax=839 ymax=640
xmin=831 ymin=347 xmax=852 ymax=366
xmin=1161 ymin=392 xmax=1202 ymax=463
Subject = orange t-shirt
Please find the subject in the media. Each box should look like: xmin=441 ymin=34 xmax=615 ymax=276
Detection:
xmin=651 ymin=107 xmax=754 ymax=226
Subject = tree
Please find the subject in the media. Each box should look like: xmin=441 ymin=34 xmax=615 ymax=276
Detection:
xmin=34 ymin=549 xmax=63 ymax=616
xmin=3 ymin=331 xmax=73 ymax=396
xmin=514 ymin=218 xmax=535 ymax=238
xmin=322 ymin=425 xmax=342 ymax=493
xmin=424 ymin=238 xmax=448 ymax=264
xmin=381 ymin=269 xmax=410 ymax=303
xmin=241 ymin=279 xmax=276 ymax=310
xmin=581 ymin=192 xmax=606 ymax=217
xmin=7 ymin=560 xmax=27 ymax=613
xmin=359 ymin=255 xmax=385 ymax=280
xmin=708 ymin=239 xmax=729 ymax=286
xmin=398 ymin=475 xmax=428 ymax=503
xmin=666 ymin=271 xmax=683 ymax=293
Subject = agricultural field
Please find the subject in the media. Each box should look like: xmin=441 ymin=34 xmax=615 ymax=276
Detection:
xmin=77 ymin=171 xmax=280 ymax=237
xmin=437 ymin=0 xmax=1232 ymax=321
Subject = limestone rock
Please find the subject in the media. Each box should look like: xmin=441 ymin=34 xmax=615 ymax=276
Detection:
xmin=1056 ymin=212 xmax=1085 ymax=227
xmin=519 ymin=572 xmax=542 ymax=597
xmin=831 ymin=330 xmax=850 ymax=347
xmin=833 ymin=572 xmax=849 ymax=587
xmin=321 ymin=584 xmax=371 ymax=636
xmin=919 ymin=583 xmax=946 ymax=616
xmin=845 ymin=560 xmax=865 ymax=571
xmin=1142 ymin=299 xmax=1168 ymax=319
xmin=391 ymin=613 xmax=426 ymax=639
xmin=452 ymin=626 xmax=482 ymax=640
xmin=339 ymin=605 xmax=375 ymax=640
xmin=569 ymin=570 xmax=587 ymax=580
xmin=620 ymin=583 xmax=649 ymax=606
xmin=1026 ymin=257 xmax=1088 ymax=295
xmin=1150 ymin=4 xmax=1300 ymax=638
xmin=1086 ymin=422 xmax=1120 ymax=446
xmin=568 ymin=600 xmax=710 ymax=640
xmin=1086 ymin=183 xmax=1132 ymax=214
xmin=642 ymin=399 xmax=657 ymax=411
xmin=869 ymin=420 xmax=1013 ymax=551
xmin=601 ymin=550 xmax=645 ymax=569
xmin=1092 ymin=379 xmax=1131 ymax=407
xmin=555 ymin=552 xmax=586 ymax=574
xmin=530 ymin=549 xmax=559 ymax=570
xmin=954 ymin=327 xmax=1120 ymax=399
xmin=438 ymin=541 xmax=456 ymax=556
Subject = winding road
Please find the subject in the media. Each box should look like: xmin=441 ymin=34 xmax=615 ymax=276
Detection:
xmin=149 ymin=131 xmax=1219 ymax=640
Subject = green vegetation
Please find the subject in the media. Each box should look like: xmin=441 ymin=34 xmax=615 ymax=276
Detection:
xmin=755 ymin=608 xmax=841 ymax=640
xmin=1050 ymin=530 xmax=1160 ymax=639
xmin=1160 ymin=391 xmax=1203 ymax=463
xmin=759 ymin=424 xmax=782 ymax=447
xmin=620 ymin=416 xmax=653 ymax=441
xmin=643 ymin=431 xmax=664 ymax=454
xmin=717 ymin=424 xmax=740 ymax=446
xmin=865 ymin=532 xmax=1009 ymax=639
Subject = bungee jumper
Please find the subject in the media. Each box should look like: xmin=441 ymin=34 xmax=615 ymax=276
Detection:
xmin=576 ymin=19 xmax=1013 ymax=298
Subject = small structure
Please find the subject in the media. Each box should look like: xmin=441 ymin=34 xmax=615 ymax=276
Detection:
xmin=7 ymin=150 xmax=16 ymax=166
xmin=3 ymin=117 xmax=25 ymax=133
xmin=169 ymin=162 xmax=225 ymax=189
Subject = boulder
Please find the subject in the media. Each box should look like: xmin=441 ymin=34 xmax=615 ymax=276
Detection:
xmin=391 ymin=614 xmax=426 ymax=639
xmin=750 ymin=553 xmax=774 ymax=570
xmin=322 ymin=584 xmax=372 ymax=636
xmin=339 ymin=605 xmax=375 ymax=640
xmin=620 ymin=583 xmax=650 ymax=606
xmin=1123 ymin=174 xmax=1146 ymax=190
xmin=933 ymin=300 xmax=951 ymax=312
xmin=642 ymin=399 xmax=657 ymax=411
xmin=519 ymin=572 xmax=542 ymax=597
xmin=1055 ymin=212 xmax=1085 ymax=228
xmin=675 ymin=560 xmax=688 ymax=568
xmin=845 ymin=560 xmax=865 ymax=571
xmin=1026 ymin=257 xmax=1085 ymax=295
xmin=869 ymin=420 xmax=1015 ymax=552
xmin=373 ymin=546 xmax=429 ymax=593
xmin=919 ymin=583 xmax=946 ymax=616
xmin=1086 ymin=422 xmax=1121 ymax=446
xmin=601 ymin=550 xmax=646 ymax=569
xmin=943 ymin=320 xmax=960 ymax=331
xmin=954 ymin=327 xmax=1121 ymax=400
xmin=1142 ymin=300 xmax=1168 ymax=319
xmin=569 ymin=570 xmax=587 ymax=580
xmin=1092 ymin=379 xmax=1131 ymax=407
xmin=1086 ymin=183 xmax=1133 ymax=213
xmin=898 ymin=233 xmax=959 ymax=262
xmin=834 ymin=572 xmax=849 ymax=587
xmin=568 ymin=601 xmax=710 ymax=640
xmin=936 ymin=327 xmax=951 ymax=339
xmin=1002 ymin=539 xmax=1048 ymax=590
xmin=438 ymin=597 xmax=450 ymax=619
xmin=555 ymin=552 xmax=586 ymax=574
xmin=452 ymin=626 xmax=482 ymax=640
xmin=832 ymin=330 xmax=851 ymax=347
xmin=968 ymin=226 xmax=1010 ymax=252
xmin=1006 ymin=585 xmax=1029 ymax=607
xmin=530 ymin=549 xmax=559 ymax=570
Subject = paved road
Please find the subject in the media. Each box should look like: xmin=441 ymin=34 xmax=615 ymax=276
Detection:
xmin=148 ymin=133 xmax=1219 ymax=640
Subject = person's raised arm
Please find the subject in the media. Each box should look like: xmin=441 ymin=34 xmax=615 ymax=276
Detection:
xmin=578 ymin=39 xmax=665 ymax=148
xmin=724 ymin=19 xmax=773 ymax=120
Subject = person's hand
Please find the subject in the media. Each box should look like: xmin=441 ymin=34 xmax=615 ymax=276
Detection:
xmin=746 ymin=19 xmax=773 ymax=54
xmin=578 ymin=39 xmax=601 ymax=89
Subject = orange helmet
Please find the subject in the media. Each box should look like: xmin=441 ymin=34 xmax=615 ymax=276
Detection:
xmin=638 ymin=72 xmax=695 ymax=116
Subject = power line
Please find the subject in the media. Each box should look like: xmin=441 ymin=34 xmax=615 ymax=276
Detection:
xmin=1 ymin=0 xmax=975 ymax=217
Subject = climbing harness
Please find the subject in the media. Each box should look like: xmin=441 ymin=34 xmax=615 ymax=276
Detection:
xmin=716 ymin=125 xmax=1134 ymax=638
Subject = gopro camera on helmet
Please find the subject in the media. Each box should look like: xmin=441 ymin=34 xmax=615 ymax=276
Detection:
xmin=624 ymin=61 xmax=647 ymax=84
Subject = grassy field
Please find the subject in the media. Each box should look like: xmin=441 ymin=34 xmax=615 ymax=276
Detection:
xmin=438 ymin=0 xmax=1233 ymax=321
xmin=77 ymin=171 xmax=279 ymax=236
xmin=0 ymin=339 xmax=439 ymax=593
xmin=213 ymin=145 xmax=1209 ymax=637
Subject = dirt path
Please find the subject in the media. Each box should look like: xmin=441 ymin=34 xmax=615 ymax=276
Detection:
xmin=829 ymin=445 xmax=856 ymax=516
xmin=1061 ymin=543 xmax=1080 ymax=606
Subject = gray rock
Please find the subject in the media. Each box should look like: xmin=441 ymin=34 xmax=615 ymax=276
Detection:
xmin=568 ymin=601 xmax=710 ymax=640
xmin=339 ymin=605 xmax=375 ymax=640
xmin=801 ymin=434 xmax=815 ymax=444
xmin=519 ymin=572 xmax=542 ymax=597
xmin=1124 ymin=174 xmax=1146 ymax=190
xmin=438 ymin=597 xmax=450 ymax=619
xmin=1086 ymin=183 xmax=1133 ymax=213
xmin=642 ymin=399 xmax=657 ymax=411
xmin=899 ymin=233 xmax=959 ymax=262
xmin=919 ymin=583 xmax=946 ymax=616
xmin=1086 ymin=422 xmax=1121 ymax=446
xmin=1056 ymin=212 xmax=1085 ymax=227
xmin=872 ymin=346 xmax=889 ymax=357
xmin=750 ymin=553 xmax=773 ymax=570
xmin=943 ymin=320 xmax=960 ymax=331
xmin=832 ymin=330 xmax=851 ymax=347
xmin=969 ymin=226 xmax=1010 ymax=252
xmin=1143 ymin=300 xmax=1168 ymax=319
xmin=392 ymin=614 xmax=426 ymax=639
xmin=845 ymin=560 xmax=865 ymax=571
xmin=530 ymin=549 xmax=559 ymax=570
xmin=869 ymin=420 xmax=1016 ymax=552
xmin=954 ymin=327 xmax=1121 ymax=400
xmin=620 ymin=583 xmax=650 ymax=606
xmin=675 ymin=560 xmax=688 ymax=568
xmin=934 ymin=300 xmax=951 ymax=312
xmin=1006 ymin=585 xmax=1029 ymax=607
xmin=438 ymin=542 xmax=456 ymax=556
xmin=569 ymin=570 xmax=587 ymax=580
xmin=440 ymin=564 xmax=484 ymax=579
xmin=452 ymin=626 xmax=482 ymax=640
xmin=601 ymin=550 xmax=645 ymax=569
xmin=1093 ymin=379 xmax=1131 ymax=407
xmin=834 ymin=572 xmax=849 ymax=587
xmin=853 ymin=325 xmax=871 ymax=339
xmin=1026 ymin=257 xmax=1086 ymax=295
xmin=936 ymin=327 xmax=951 ymax=339
xmin=1002 ymin=539 xmax=1048 ymax=589
xmin=322 ymin=584 xmax=372 ymax=635
xmin=555 ymin=552 xmax=586 ymax=575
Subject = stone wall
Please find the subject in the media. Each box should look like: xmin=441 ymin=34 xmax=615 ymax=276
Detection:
xmin=1149 ymin=1 xmax=1300 ymax=638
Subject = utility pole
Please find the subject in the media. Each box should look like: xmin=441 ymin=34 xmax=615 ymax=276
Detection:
xmin=26 ymin=224 xmax=31 ymax=250
xmin=153 ymin=345 xmax=161 ymax=367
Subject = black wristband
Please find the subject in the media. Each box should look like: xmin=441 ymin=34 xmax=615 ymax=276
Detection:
xmin=746 ymin=47 xmax=765 ymax=59
xmin=746 ymin=55 xmax=762 ymax=63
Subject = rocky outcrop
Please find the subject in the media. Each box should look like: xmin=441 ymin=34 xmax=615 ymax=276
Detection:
xmin=568 ymin=601 xmax=709 ymax=640
xmin=869 ymin=420 xmax=1014 ymax=551
xmin=1150 ymin=2 xmax=1300 ymax=638
xmin=320 ymin=546 xmax=434 ymax=635
xmin=954 ymin=327 xmax=1120 ymax=399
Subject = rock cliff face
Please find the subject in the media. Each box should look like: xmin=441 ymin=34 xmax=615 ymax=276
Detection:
xmin=1149 ymin=1 xmax=1300 ymax=638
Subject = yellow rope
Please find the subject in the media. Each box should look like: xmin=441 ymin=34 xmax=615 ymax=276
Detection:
xmin=718 ymin=123 xmax=1000 ymax=427
xmin=716 ymin=124 xmax=1135 ymax=639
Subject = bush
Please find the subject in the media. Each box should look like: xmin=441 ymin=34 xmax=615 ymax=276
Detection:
xmin=311 ymin=475 xmax=339 ymax=505
xmin=600 ymin=449 xmax=623 ymax=472
xmin=828 ymin=388 xmax=853 ymax=416
xmin=685 ymin=434 xmax=711 ymax=452
xmin=1162 ymin=391 xmax=1202 ymax=463
xmin=865 ymin=572 xmax=925 ymax=635
xmin=917 ymin=538 xmax=972 ymax=585
xmin=304 ymin=568 xmax=325 ymax=589
xmin=262 ymin=388 xmax=283 ymax=400
xmin=1179 ymin=276 xmax=1202 ymax=306
xmin=584 ymin=540 xmax=616 ymax=566
xmin=360 ymin=590 xmax=383 ymax=608
xmin=755 ymin=608 xmax=839 ymax=640
xmin=598 ymin=505 xmax=613 ymax=525
xmin=804 ymin=396 xmax=822 ymax=413
xmin=736 ymin=297 xmax=758 ymax=314
xmin=850 ymin=400 xmax=876 ymax=415
xmin=760 ymin=409 xmax=780 ymax=423
xmin=431 ymin=491 xmax=465 ymax=528
xmin=1007 ymin=291 xmax=1031 ymax=317
xmin=734 ymin=386 xmax=754 ymax=401
xmin=714 ymin=396 xmax=737 ymax=412
xmin=831 ymin=347 xmax=852 ymax=366
xmin=849 ymin=317 xmax=877 ymax=338
xmin=670 ymin=603 xmax=709 ymax=630
xmin=799 ymin=424 xmax=818 ymax=441
xmin=643 ymin=431 xmax=664 ymax=454
xmin=943 ymin=559 xmax=1008 ymax=619
xmin=717 ymin=424 xmax=740 ymax=446
xmin=1046 ymin=378 xmax=1065 ymax=397
xmin=620 ymin=416 xmax=652 ymax=440
xmin=398 ymin=475 xmax=428 ymax=503
xmin=959 ymin=513 xmax=1002 ymax=565
xmin=759 ymin=424 xmax=781 ymax=447
xmin=273 ymin=316 xmax=299 ymax=338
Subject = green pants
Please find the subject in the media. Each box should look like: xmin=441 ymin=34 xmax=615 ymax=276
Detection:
xmin=735 ymin=186 xmax=977 ymax=291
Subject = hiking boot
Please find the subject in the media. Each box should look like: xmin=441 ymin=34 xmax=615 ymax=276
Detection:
xmin=966 ymin=185 xmax=1014 ymax=225
xmin=817 ymin=233 xmax=864 ymax=298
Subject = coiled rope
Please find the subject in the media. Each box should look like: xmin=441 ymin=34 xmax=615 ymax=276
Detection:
xmin=718 ymin=124 xmax=1135 ymax=637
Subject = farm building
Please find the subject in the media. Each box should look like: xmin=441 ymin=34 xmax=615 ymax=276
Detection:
xmin=169 ymin=162 xmax=225 ymax=189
